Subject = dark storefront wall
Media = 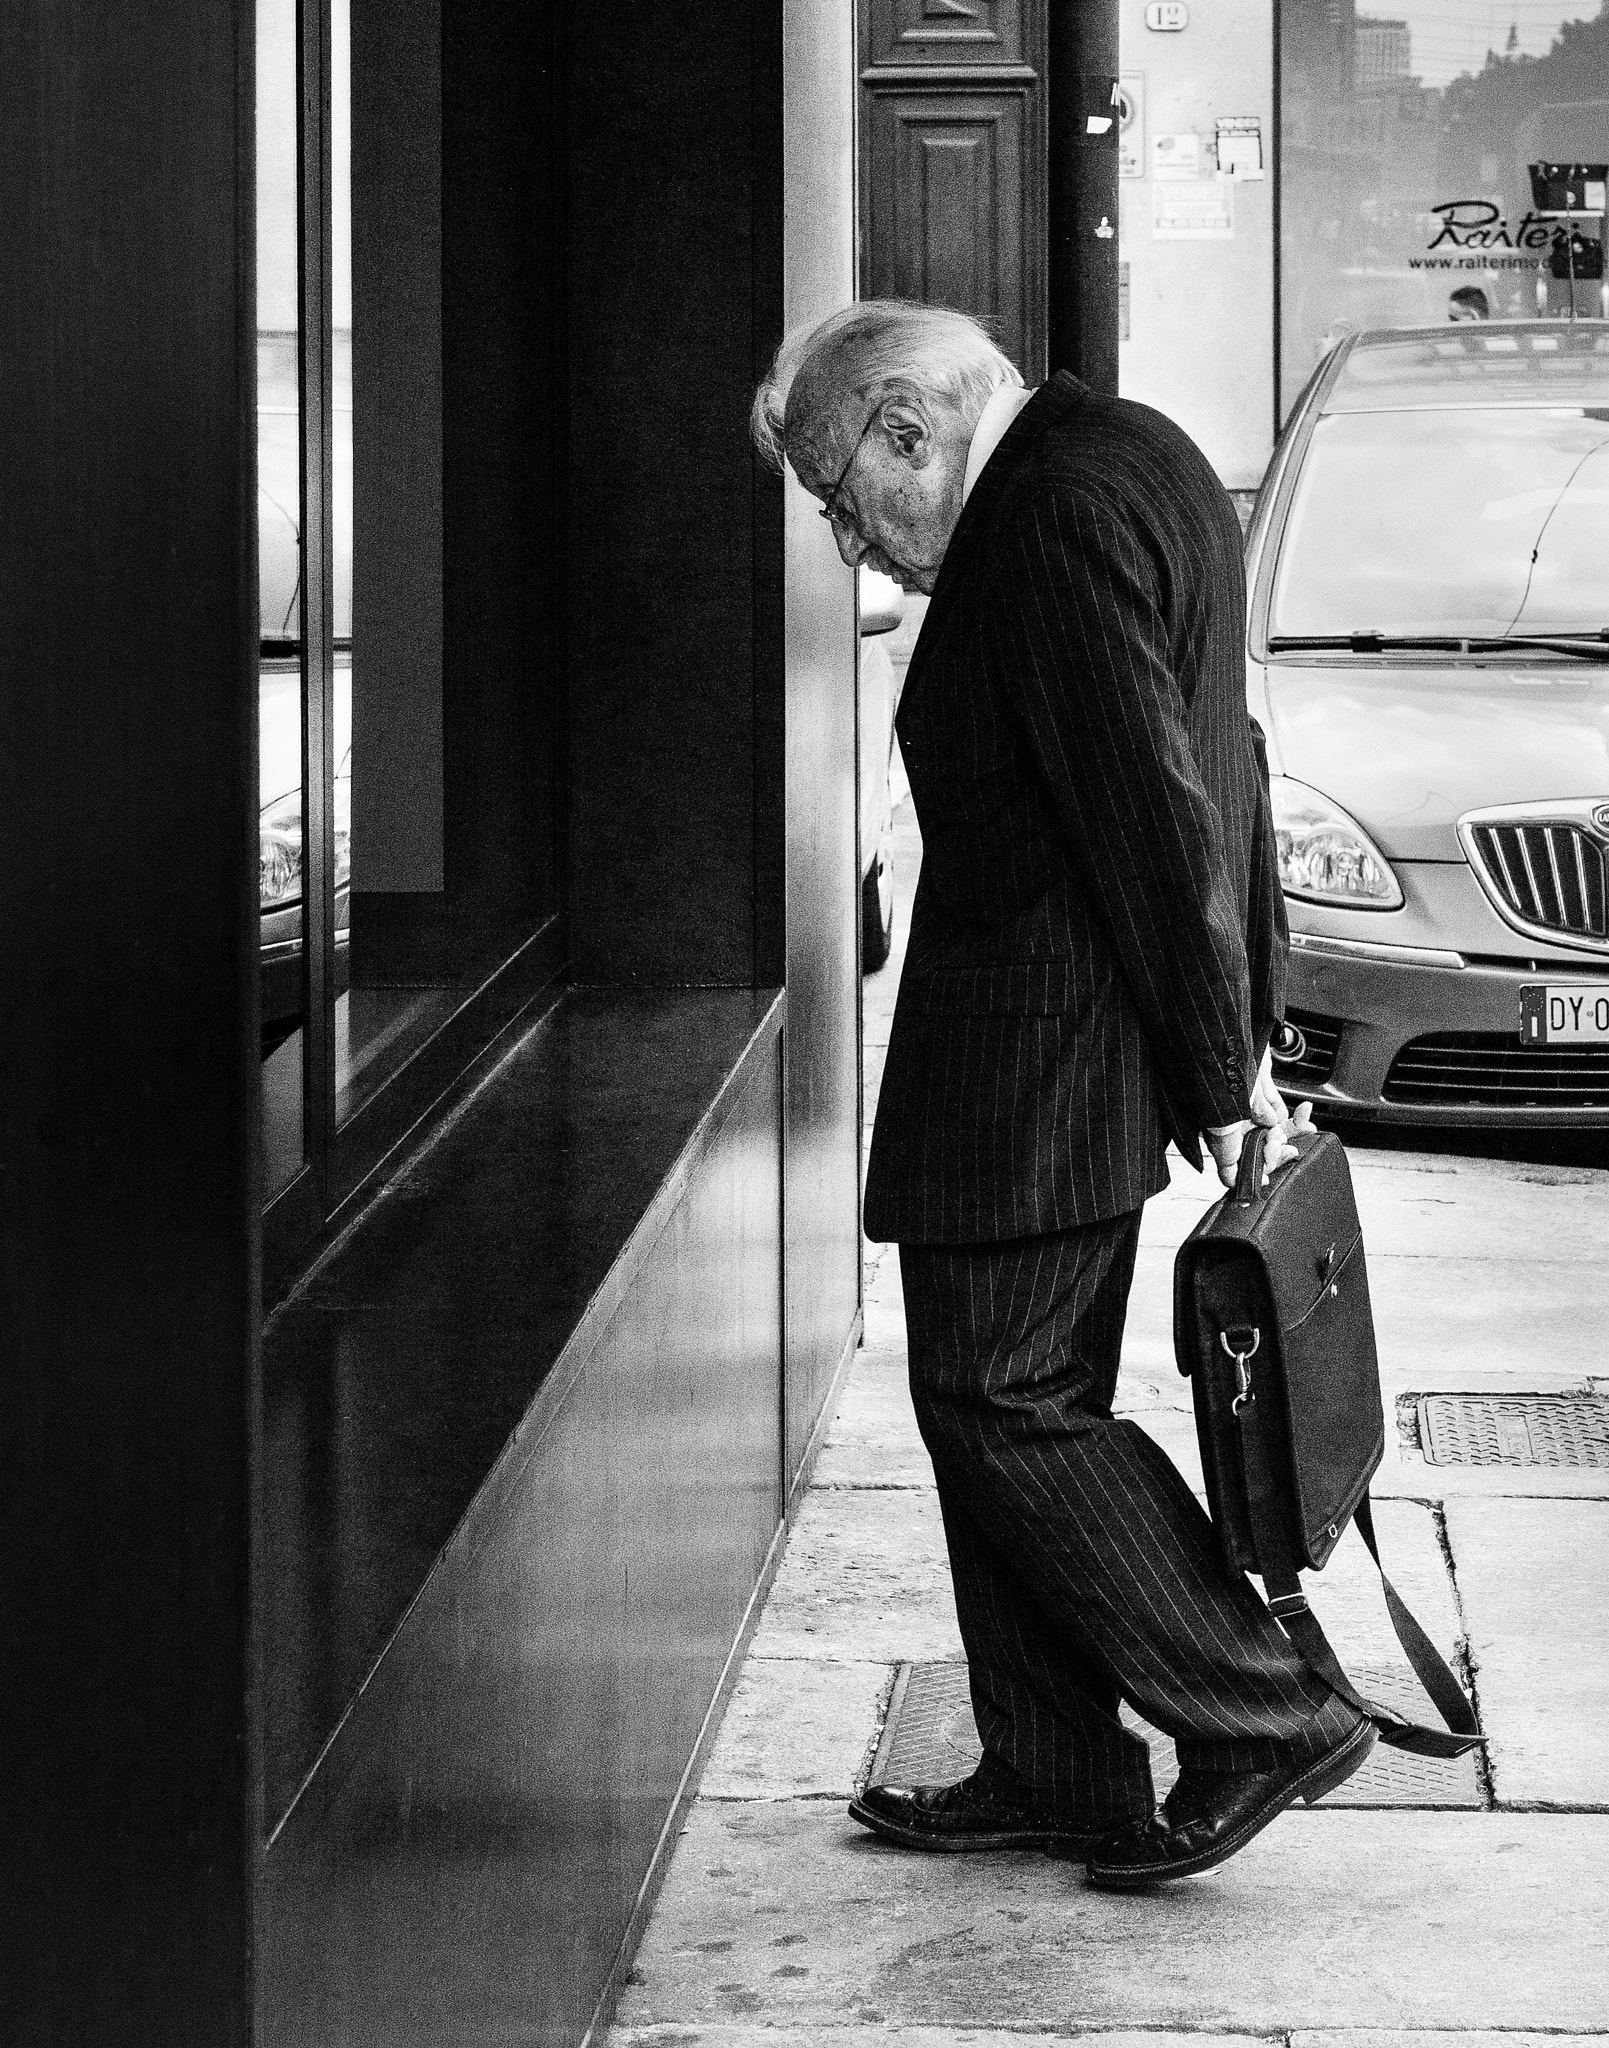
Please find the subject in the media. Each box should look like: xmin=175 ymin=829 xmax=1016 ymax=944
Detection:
xmin=3 ymin=3 xmax=860 ymax=2043
xmin=1280 ymin=0 xmax=1609 ymax=413
xmin=1 ymin=4 xmax=259 ymax=2040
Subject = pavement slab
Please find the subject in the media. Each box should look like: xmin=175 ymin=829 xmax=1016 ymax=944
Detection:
xmin=699 ymin=1660 xmax=892 ymax=1802
xmin=1123 ymin=1238 xmax=1607 ymax=1394
xmin=1135 ymin=1144 xmax=1609 ymax=1391
xmin=614 ymin=2032 xmax=1274 ymax=2047
xmin=1238 ymin=1496 xmax=1460 ymax=1666
xmin=611 ymin=2039 xmax=1608 ymax=2048
xmin=1445 ymin=1496 xmax=1609 ymax=1807
xmin=1292 ymin=2037 xmax=1609 ymax=2048
xmin=615 ymin=1803 xmax=1606 ymax=2033
xmin=816 ymin=1356 xmax=931 ymax=1490
xmin=1140 ymin=1147 xmax=1609 ymax=1263
xmin=748 ymin=1485 xmax=964 ymax=1665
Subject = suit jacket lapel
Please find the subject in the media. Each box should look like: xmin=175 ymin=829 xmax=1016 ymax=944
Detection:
xmin=898 ymin=371 xmax=1089 ymax=723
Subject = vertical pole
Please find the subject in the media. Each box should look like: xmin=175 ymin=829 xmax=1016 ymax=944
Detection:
xmin=1272 ymin=0 xmax=1284 ymax=433
xmin=1047 ymin=0 xmax=1121 ymax=391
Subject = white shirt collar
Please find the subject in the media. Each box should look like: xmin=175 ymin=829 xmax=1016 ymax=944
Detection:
xmin=961 ymin=380 xmax=1036 ymax=505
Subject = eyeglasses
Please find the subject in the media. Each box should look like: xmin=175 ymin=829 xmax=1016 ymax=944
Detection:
xmin=818 ymin=406 xmax=880 ymax=534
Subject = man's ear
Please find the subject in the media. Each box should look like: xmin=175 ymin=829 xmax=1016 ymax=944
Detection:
xmin=879 ymin=398 xmax=934 ymax=468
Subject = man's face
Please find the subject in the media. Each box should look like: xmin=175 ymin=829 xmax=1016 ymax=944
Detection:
xmin=795 ymin=397 xmax=968 ymax=596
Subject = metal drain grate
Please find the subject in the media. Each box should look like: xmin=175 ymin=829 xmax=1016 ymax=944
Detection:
xmin=1418 ymin=1393 xmax=1609 ymax=1468
xmin=868 ymin=1660 xmax=1481 ymax=1811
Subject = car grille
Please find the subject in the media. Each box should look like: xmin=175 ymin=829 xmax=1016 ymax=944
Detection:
xmin=1271 ymin=1007 xmax=1342 ymax=1087
xmin=1467 ymin=819 xmax=1609 ymax=943
xmin=1384 ymin=1031 xmax=1609 ymax=1109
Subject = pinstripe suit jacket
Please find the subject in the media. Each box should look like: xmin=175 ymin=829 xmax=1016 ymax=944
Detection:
xmin=863 ymin=372 xmax=1287 ymax=1245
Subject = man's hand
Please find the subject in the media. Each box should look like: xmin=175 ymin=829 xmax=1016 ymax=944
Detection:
xmin=1203 ymin=1048 xmax=1314 ymax=1190
xmin=1249 ymin=1043 xmax=1290 ymax=1130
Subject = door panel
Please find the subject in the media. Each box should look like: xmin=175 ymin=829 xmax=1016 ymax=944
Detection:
xmin=865 ymin=90 xmax=1036 ymax=378
xmin=867 ymin=0 xmax=1028 ymax=67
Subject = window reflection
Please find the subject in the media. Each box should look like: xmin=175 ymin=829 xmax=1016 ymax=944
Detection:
xmin=1280 ymin=0 xmax=1609 ymax=411
xmin=261 ymin=0 xmax=473 ymax=1204
xmin=258 ymin=0 xmax=303 ymax=1201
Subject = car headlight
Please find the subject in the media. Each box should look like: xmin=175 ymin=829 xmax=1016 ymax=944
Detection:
xmin=260 ymin=792 xmax=303 ymax=910
xmin=1270 ymin=776 xmax=1402 ymax=909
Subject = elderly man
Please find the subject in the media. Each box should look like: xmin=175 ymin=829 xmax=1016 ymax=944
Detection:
xmin=750 ymin=302 xmax=1372 ymax=1889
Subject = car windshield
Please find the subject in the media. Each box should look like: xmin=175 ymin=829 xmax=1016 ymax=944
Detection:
xmin=1269 ymin=406 xmax=1609 ymax=642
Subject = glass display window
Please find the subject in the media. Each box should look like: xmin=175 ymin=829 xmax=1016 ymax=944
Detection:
xmin=1279 ymin=0 xmax=1609 ymax=415
xmin=256 ymin=0 xmax=561 ymax=1290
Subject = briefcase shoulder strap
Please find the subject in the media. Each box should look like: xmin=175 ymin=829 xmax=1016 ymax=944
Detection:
xmin=1236 ymin=1366 xmax=1484 ymax=1760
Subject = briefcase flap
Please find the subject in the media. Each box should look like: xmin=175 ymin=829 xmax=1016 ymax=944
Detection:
xmin=1174 ymin=1128 xmax=1365 ymax=1350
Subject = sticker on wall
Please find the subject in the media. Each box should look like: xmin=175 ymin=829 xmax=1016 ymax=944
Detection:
xmin=1216 ymin=116 xmax=1264 ymax=181
xmin=1153 ymin=178 xmax=1234 ymax=239
xmin=1151 ymin=132 xmax=1201 ymax=181
xmin=1118 ymin=73 xmax=1145 ymax=180
xmin=1144 ymin=1 xmax=1189 ymax=29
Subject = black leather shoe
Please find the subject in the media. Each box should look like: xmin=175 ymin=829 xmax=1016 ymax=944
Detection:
xmin=848 ymin=1771 xmax=1118 ymax=1856
xmin=1085 ymin=1716 xmax=1377 ymax=1889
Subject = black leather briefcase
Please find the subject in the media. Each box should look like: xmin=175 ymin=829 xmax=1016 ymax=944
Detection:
xmin=1174 ymin=1125 xmax=1484 ymax=1760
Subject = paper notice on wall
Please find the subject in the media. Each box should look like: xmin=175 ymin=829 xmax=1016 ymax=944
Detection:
xmin=1152 ymin=177 xmax=1234 ymax=239
xmin=1216 ymin=115 xmax=1264 ymax=180
xmin=1151 ymin=132 xmax=1200 ymax=181
xmin=1118 ymin=73 xmax=1145 ymax=179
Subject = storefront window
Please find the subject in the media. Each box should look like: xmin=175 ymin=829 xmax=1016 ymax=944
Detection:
xmin=1279 ymin=0 xmax=1609 ymax=413
xmin=258 ymin=0 xmax=558 ymax=1281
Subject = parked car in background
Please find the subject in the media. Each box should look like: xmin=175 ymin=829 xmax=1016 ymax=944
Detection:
xmin=1246 ymin=321 xmax=1609 ymax=1126
xmin=860 ymin=566 xmax=903 ymax=972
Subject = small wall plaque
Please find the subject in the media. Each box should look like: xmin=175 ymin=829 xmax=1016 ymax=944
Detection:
xmin=1144 ymin=2 xmax=1188 ymax=30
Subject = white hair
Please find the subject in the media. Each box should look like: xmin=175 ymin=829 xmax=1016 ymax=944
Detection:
xmin=750 ymin=299 xmax=1021 ymax=476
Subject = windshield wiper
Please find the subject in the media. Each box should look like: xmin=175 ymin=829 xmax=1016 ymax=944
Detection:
xmin=1267 ymin=631 xmax=1609 ymax=661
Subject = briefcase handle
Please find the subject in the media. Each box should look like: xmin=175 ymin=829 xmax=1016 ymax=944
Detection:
xmin=1233 ymin=1126 xmax=1271 ymax=1207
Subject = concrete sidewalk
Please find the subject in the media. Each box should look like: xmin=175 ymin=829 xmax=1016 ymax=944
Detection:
xmin=609 ymin=789 xmax=1609 ymax=2047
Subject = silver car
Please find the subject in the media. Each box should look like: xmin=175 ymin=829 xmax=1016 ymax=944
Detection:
xmin=1247 ymin=321 xmax=1609 ymax=1127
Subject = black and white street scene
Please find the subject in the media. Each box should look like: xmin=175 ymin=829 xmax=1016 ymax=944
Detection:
xmin=7 ymin=0 xmax=1609 ymax=2043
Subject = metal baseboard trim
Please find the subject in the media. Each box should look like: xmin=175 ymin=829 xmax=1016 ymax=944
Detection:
xmin=785 ymin=1309 xmax=864 ymax=1526
xmin=579 ymin=1508 xmax=790 ymax=2048
xmin=582 ymin=1307 xmax=863 ymax=2047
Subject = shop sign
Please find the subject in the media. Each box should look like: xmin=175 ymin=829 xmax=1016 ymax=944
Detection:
xmin=1406 ymin=200 xmax=1605 ymax=281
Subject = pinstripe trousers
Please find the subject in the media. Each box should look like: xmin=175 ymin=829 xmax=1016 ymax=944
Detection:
xmin=901 ymin=1212 xmax=1361 ymax=1826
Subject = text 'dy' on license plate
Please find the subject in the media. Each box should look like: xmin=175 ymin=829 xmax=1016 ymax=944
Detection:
xmin=1520 ymin=984 xmax=1609 ymax=1044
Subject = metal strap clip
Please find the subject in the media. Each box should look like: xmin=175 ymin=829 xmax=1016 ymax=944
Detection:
xmin=1220 ymin=1326 xmax=1261 ymax=1412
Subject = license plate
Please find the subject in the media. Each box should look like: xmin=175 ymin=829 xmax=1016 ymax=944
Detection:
xmin=1520 ymin=984 xmax=1609 ymax=1044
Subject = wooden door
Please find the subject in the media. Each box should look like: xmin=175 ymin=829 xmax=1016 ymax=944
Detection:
xmin=860 ymin=0 xmax=1047 ymax=381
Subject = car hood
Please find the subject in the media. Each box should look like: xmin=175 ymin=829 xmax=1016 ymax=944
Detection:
xmin=1260 ymin=659 xmax=1609 ymax=859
